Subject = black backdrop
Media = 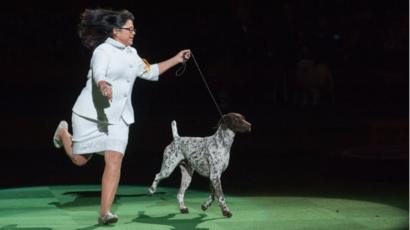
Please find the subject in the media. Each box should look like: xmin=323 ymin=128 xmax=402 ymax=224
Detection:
xmin=1 ymin=0 xmax=408 ymax=191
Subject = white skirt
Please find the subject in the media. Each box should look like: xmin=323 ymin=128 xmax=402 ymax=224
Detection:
xmin=71 ymin=112 xmax=129 ymax=155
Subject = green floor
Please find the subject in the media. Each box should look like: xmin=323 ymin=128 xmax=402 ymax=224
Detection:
xmin=0 ymin=185 xmax=407 ymax=230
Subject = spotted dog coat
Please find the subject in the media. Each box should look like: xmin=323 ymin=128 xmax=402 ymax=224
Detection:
xmin=148 ymin=113 xmax=251 ymax=217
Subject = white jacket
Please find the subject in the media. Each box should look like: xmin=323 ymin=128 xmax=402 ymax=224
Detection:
xmin=72 ymin=38 xmax=159 ymax=125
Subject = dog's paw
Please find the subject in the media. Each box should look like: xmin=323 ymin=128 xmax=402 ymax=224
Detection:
xmin=222 ymin=210 xmax=232 ymax=218
xmin=180 ymin=208 xmax=189 ymax=214
xmin=201 ymin=204 xmax=208 ymax=211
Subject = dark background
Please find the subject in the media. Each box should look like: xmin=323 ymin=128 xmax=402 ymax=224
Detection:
xmin=0 ymin=0 xmax=408 ymax=193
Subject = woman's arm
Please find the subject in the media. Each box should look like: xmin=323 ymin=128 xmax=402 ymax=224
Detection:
xmin=157 ymin=49 xmax=191 ymax=75
xmin=91 ymin=46 xmax=113 ymax=101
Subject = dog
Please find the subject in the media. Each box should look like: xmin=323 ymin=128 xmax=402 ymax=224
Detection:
xmin=148 ymin=113 xmax=251 ymax=217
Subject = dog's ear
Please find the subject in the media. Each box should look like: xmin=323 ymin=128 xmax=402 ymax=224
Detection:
xmin=219 ymin=115 xmax=232 ymax=130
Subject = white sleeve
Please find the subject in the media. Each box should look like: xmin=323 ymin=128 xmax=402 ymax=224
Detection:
xmin=139 ymin=64 xmax=159 ymax=81
xmin=91 ymin=46 xmax=112 ymax=85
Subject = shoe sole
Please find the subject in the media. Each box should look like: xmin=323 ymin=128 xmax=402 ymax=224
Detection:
xmin=98 ymin=216 xmax=118 ymax=225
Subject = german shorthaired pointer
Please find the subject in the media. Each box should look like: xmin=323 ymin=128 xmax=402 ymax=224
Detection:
xmin=148 ymin=113 xmax=251 ymax=217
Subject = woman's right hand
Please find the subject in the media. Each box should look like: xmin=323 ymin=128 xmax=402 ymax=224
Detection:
xmin=98 ymin=81 xmax=112 ymax=102
xmin=175 ymin=49 xmax=191 ymax=64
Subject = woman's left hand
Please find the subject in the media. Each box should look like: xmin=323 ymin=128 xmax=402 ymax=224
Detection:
xmin=98 ymin=81 xmax=113 ymax=102
xmin=176 ymin=49 xmax=191 ymax=63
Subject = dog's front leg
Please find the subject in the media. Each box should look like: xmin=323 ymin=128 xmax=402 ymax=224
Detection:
xmin=210 ymin=174 xmax=232 ymax=217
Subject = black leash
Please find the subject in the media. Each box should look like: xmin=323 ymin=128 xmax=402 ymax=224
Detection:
xmin=175 ymin=51 xmax=225 ymax=121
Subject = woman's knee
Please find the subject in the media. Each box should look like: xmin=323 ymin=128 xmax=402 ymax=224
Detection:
xmin=72 ymin=154 xmax=92 ymax=166
xmin=71 ymin=158 xmax=88 ymax=167
xmin=104 ymin=151 xmax=124 ymax=167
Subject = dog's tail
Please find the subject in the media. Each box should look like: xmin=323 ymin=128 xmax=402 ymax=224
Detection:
xmin=171 ymin=120 xmax=179 ymax=139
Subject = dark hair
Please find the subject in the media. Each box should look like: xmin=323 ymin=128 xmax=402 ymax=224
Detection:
xmin=78 ymin=9 xmax=135 ymax=50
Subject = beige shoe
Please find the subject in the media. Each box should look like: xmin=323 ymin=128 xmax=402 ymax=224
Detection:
xmin=98 ymin=212 xmax=118 ymax=225
xmin=53 ymin=120 xmax=68 ymax=148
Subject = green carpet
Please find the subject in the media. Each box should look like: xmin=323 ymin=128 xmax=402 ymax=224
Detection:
xmin=0 ymin=185 xmax=407 ymax=230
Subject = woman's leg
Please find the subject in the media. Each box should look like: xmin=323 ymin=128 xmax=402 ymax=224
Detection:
xmin=100 ymin=150 xmax=124 ymax=216
xmin=59 ymin=127 xmax=92 ymax=166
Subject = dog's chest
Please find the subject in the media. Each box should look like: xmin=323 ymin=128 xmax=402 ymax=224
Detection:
xmin=180 ymin=136 xmax=231 ymax=176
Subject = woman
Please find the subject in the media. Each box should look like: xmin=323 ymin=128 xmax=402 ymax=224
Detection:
xmin=52 ymin=8 xmax=190 ymax=225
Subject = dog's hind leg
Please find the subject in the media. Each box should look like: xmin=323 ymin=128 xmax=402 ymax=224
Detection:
xmin=149 ymin=144 xmax=183 ymax=195
xmin=201 ymin=181 xmax=215 ymax=211
xmin=177 ymin=161 xmax=194 ymax=213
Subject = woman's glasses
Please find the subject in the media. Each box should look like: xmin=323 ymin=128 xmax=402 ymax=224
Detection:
xmin=119 ymin=27 xmax=136 ymax=33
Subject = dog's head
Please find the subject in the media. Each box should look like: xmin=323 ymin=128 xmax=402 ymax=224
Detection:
xmin=219 ymin=113 xmax=251 ymax=133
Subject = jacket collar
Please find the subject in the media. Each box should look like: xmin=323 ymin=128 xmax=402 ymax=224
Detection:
xmin=105 ymin=37 xmax=127 ymax=49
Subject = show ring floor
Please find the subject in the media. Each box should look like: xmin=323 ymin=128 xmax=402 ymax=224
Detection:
xmin=0 ymin=185 xmax=408 ymax=230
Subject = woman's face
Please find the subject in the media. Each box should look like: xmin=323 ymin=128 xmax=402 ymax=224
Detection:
xmin=113 ymin=19 xmax=135 ymax=46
